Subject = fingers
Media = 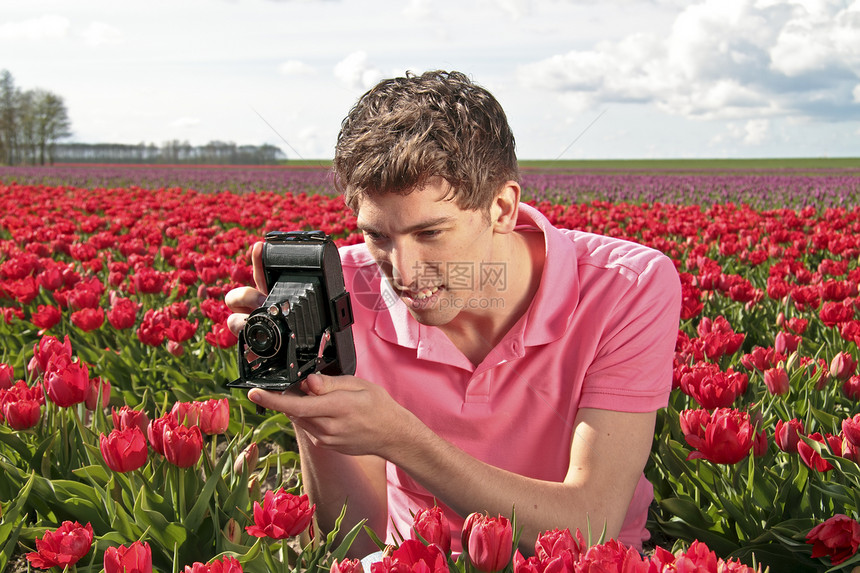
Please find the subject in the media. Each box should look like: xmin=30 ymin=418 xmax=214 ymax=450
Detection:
xmin=225 ymin=285 xmax=267 ymax=336
xmin=249 ymin=241 xmax=267 ymax=294
xmin=225 ymin=286 xmax=267 ymax=313
xmin=301 ymin=373 xmax=365 ymax=396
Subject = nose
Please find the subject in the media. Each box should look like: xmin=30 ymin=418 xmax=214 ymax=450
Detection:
xmin=389 ymin=241 xmax=421 ymax=290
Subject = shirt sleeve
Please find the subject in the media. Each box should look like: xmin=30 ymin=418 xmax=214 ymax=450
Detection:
xmin=578 ymin=249 xmax=681 ymax=412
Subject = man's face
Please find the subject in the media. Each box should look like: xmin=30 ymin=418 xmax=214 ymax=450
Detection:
xmin=355 ymin=179 xmax=500 ymax=327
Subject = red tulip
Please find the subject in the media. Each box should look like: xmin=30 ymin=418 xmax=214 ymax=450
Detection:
xmin=42 ymin=354 xmax=90 ymax=408
xmin=183 ymin=556 xmax=244 ymax=573
xmin=2 ymin=397 xmax=41 ymax=430
xmin=245 ymin=489 xmax=315 ymax=539
xmin=806 ymin=514 xmax=860 ymax=565
xmin=775 ymin=418 xmax=805 ymax=453
xmin=198 ymin=398 xmax=229 ymax=435
xmin=85 ymin=376 xmax=111 ymax=410
xmin=104 ymin=540 xmax=153 ymax=573
xmin=148 ymin=413 xmax=179 ymax=455
xmin=679 ymin=363 xmax=748 ymax=409
xmin=27 ymin=334 xmax=73 ymax=376
xmin=411 ymin=506 xmax=452 ymax=554
xmin=171 ymin=400 xmax=201 ymax=426
xmin=71 ymin=307 xmax=104 ymax=331
xmin=162 ymin=423 xmax=203 ymax=468
xmin=534 ymin=527 xmax=586 ymax=562
xmin=113 ymin=405 xmax=150 ymax=434
xmin=684 ymin=408 xmax=754 ymax=465
xmin=798 ymin=432 xmax=842 ymax=473
xmin=26 ymin=521 xmax=94 ymax=569
xmin=165 ymin=318 xmax=198 ymax=342
xmin=830 ymin=351 xmax=857 ymax=381
xmin=679 ymin=408 xmax=711 ymax=442
xmin=205 ymin=322 xmax=238 ymax=349
xmin=843 ymin=375 xmax=860 ymax=400
xmin=0 ymin=363 xmax=13 ymax=390
xmin=107 ymin=297 xmax=139 ymax=329
xmin=331 ymin=558 xmax=363 ymax=573
xmin=843 ymin=414 xmax=860 ymax=448
xmin=763 ymin=367 xmax=790 ymax=395
xmin=371 ymin=539 xmax=448 ymax=573
xmin=463 ymin=513 xmax=514 ymax=573
xmin=100 ymin=427 xmax=148 ymax=473
xmin=30 ymin=304 xmax=62 ymax=331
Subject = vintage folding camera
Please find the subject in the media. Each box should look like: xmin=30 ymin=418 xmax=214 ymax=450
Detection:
xmin=227 ymin=230 xmax=356 ymax=391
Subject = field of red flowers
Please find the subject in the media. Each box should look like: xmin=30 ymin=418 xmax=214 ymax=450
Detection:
xmin=2 ymin=165 xmax=860 ymax=572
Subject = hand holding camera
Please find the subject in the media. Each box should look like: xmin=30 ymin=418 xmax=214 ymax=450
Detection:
xmin=225 ymin=231 xmax=356 ymax=392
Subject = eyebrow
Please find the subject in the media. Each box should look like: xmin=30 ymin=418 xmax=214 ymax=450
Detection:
xmin=357 ymin=216 xmax=457 ymax=235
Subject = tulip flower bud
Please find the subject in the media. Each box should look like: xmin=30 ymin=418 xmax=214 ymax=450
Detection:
xmin=775 ymin=418 xmax=804 ymax=453
xmin=0 ymin=363 xmax=13 ymax=390
xmin=166 ymin=340 xmax=185 ymax=357
xmin=411 ymin=506 xmax=452 ymax=555
xmin=763 ymin=367 xmax=790 ymax=395
xmin=223 ymin=518 xmax=243 ymax=545
xmin=234 ymin=442 xmax=259 ymax=475
xmin=785 ymin=350 xmax=799 ymax=373
xmin=843 ymin=375 xmax=860 ymax=400
xmin=830 ymin=352 xmax=857 ymax=381
xmin=248 ymin=474 xmax=261 ymax=503
xmin=774 ymin=331 xmax=787 ymax=354
xmin=776 ymin=311 xmax=785 ymax=328
xmin=843 ymin=414 xmax=860 ymax=448
xmin=463 ymin=513 xmax=513 ymax=573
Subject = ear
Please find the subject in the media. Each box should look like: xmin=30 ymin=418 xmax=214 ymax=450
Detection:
xmin=491 ymin=181 xmax=521 ymax=234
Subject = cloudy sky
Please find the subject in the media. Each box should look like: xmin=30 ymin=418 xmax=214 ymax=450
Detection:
xmin=3 ymin=0 xmax=860 ymax=159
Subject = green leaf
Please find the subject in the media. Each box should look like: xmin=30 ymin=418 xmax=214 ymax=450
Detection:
xmin=657 ymin=497 xmax=715 ymax=530
xmin=185 ymin=437 xmax=234 ymax=533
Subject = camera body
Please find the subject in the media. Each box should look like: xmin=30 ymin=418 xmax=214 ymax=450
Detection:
xmin=228 ymin=230 xmax=356 ymax=390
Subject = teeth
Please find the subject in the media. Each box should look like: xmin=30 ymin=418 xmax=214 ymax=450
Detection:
xmin=413 ymin=286 xmax=440 ymax=300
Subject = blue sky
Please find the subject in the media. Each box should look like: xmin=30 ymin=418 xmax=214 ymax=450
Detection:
xmin=3 ymin=0 xmax=860 ymax=159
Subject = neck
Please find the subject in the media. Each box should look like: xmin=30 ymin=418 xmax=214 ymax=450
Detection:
xmin=439 ymin=228 xmax=545 ymax=366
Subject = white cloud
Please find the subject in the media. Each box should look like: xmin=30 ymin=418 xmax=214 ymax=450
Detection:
xmin=0 ymin=14 xmax=70 ymax=41
xmin=517 ymin=0 xmax=860 ymax=122
xmin=743 ymin=118 xmax=769 ymax=145
xmin=170 ymin=117 xmax=201 ymax=128
xmin=333 ymin=51 xmax=384 ymax=91
xmin=80 ymin=21 xmax=122 ymax=47
xmin=278 ymin=60 xmax=316 ymax=75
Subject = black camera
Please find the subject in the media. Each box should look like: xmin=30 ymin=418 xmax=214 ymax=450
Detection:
xmin=227 ymin=230 xmax=356 ymax=391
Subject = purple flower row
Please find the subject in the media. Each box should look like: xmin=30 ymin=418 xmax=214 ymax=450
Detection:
xmin=2 ymin=164 xmax=859 ymax=209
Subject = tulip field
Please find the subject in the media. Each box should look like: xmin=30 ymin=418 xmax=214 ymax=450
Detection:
xmin=2 ymin=162 xmax=860 ymax=572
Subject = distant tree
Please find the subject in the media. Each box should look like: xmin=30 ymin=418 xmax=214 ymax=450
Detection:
xmin=32 ymin=89 xmax=72 ymax=165
xmin=0 ymin=70 xmax=18 ymax=165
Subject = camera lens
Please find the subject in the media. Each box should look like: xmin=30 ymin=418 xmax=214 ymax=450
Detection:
xmin=245 ymin=315 xmax=282 ymax=358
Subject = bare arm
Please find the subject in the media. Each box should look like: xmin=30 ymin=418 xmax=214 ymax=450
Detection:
xmin=248 ymin=375 xmax=656 ymax=553
xmin=225 ymin=242 xmax=388 ymax=557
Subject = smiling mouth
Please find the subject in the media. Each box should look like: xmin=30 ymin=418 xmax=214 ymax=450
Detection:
xmin=399 ymin=284 xmax=443 ymax=306
xmin=412 ymin=285 xmax=440 ymax=300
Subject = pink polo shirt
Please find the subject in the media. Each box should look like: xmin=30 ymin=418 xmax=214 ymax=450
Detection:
xmin=339 ymin=203 xmax=681 ymax=552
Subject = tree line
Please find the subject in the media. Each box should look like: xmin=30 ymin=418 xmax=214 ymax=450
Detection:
xmin=0 ymin=69 xmax=287 ymax=166
xmin=0 ymin=69 xmax=72 ymax=166
xmin=52 ymin=140 xmax=286 ymax=165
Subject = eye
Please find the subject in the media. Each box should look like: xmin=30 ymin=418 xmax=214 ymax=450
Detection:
xmin=418 ymin=230 xmax=441 ymax=239
xmin=363 ymin=230 xmax=385 ymax=242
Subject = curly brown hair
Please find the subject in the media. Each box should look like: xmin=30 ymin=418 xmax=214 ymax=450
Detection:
xmin=333 ymin=70 xmax=519 ymax=213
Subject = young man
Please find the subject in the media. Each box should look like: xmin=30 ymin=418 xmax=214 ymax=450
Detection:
xmin=225 ymin=70 xmax=681 ymax=556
